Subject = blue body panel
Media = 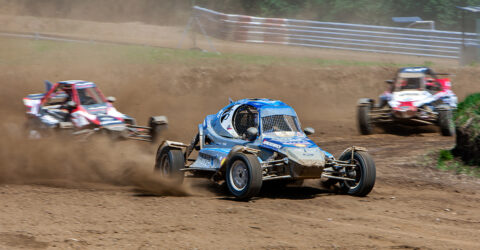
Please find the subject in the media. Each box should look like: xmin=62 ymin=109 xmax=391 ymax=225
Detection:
xmin=190 ymin=148 xmax=230 ymax=170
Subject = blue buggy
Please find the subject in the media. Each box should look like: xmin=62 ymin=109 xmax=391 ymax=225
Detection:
xmin=155 ymin=99 xmax=376 ymax=200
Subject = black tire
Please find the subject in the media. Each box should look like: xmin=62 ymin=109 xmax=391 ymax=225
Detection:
xmin=226 ymin=153 xmax=263 ymax=200
xmin=438 ymin=109 xmax=455 ymax=136
xmin=154 ymin=146 xmax=185 ymax=183
xmin=338 ymin=150 xmax=376 ymax=196
xmin=357 ymin=105 xmax=373 ymax=135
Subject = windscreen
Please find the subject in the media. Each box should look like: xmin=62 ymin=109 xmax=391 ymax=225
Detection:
xmin=395 ymin=73 xmax=425 ymax=91
xmin=396 ymin=77 xmax=422 ymax=90
xmin=77 ymin=87 xmax=104 ymax=105
xmin=262 ymin=115 xmax=300 ymax=133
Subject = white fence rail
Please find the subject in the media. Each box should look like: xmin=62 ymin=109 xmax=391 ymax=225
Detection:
xmin=193 ymin=6 xmax=478 ymax=60
xmin=0 ymin=30 xmax=162 ymax=48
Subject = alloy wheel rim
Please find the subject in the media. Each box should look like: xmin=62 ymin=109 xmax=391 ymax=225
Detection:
xmin=230 ymin=161 xmax=248 ymax=191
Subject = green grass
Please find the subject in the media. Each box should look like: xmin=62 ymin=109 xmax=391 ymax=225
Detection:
xmin=455 ymin=93 xmax=480 ymax=120
xmin=438 ymin=149 xmax=453 ymax=162
xmin=103 ymin=45 xmax=432 ymax=67
xmin=454 ymin=93 xmax=480 ymax=139
xmin=0 ymin=36 xmax=425 ymax=67
xmin=424 ymin=149 xmax=480 ymax=178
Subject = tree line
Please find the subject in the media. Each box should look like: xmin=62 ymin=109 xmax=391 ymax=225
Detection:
xmin=3 ymin=0 xmax=480 ymax=31
xmin=195 ymin=0 xmax=480 ymax=31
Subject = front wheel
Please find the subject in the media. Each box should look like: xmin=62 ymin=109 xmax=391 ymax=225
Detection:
xmin=338 ymin=150 xmax=376 ymax=196
xmin=226 ymin=153 xmax=263 ymax=200
xmin=357 ymin=105 xmax=373 ymax=135
xmin=438 ymin=109 xmax=455 ymax=136
xmin=154 ymin=146 xmax=185 ymax=183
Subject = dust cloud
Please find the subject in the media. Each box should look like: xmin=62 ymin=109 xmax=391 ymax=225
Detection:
xmin=0 ymin=121 xmax=190 ymax=195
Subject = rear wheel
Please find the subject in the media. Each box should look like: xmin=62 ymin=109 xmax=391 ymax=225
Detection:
xmin=155 ymin=146 xmax=185 ymax=183
xmin=357 ymin=105 xmax=373 ymax=135
xmin=338 ymin=150 xmax=376 ymax=196
xmin=438 ymin=109 xmax=455 ymax=136
xmin=226 ymin=153 xmax=263 ymax=200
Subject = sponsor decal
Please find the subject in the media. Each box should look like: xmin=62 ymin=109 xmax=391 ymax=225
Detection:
xmin=98 ymin=116 xmax=122 ymax=125
xmin=283 ymin=139 xmax=312 ymax=147
xmin=262 ymin=139 xmax=282 ymax=149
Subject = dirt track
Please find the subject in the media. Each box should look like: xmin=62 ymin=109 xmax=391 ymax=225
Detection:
xmin=1 ymin=133 xmax=479 ymax=249
xmin=0 ymin=15 xmax=480 ymax=249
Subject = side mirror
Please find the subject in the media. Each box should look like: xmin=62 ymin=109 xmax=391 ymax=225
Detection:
xmin=304 ymin=127 xmax=315 ymax=135
xmin=107 ymin=96 xmax=116 ymax=103
xmin=385 ymin=79 xmax=394 ymax=84
xmin=66 ymin=101 xmax=77 ymax=109
xmin=246 ymin=127 xmax=258 ymax=141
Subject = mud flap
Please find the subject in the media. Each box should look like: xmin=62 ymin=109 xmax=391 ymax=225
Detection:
xmin=149 ymin=116 xmax=168 ymax=143
xmin=339 ymin=146 xmax=367 ymax=160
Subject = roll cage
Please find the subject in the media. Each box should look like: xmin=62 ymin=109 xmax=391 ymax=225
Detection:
xmin=41 ymin=82 xmax=107 ymax=108
xmin=221 ymin=103 xmax=303 ymax=140
xmin=393 ymin=72 xmax=442 ymax=93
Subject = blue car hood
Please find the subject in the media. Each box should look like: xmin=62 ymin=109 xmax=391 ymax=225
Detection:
xmin=259 ymin=135 xmax=329 ymax=167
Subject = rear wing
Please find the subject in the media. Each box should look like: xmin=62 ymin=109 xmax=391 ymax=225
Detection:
xmin=24 ymin=93 xmax=45 ymax=100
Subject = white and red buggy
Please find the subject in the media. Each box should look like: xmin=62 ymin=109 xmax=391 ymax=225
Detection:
xmin=23 ymin=80 xmax=167 ymax=141
xmin=357 ymin=67 xmax=457 ymax=136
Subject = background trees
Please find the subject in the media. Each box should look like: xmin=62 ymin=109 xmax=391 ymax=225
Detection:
xmin=195 ymin=0 xmax=480 ymax=31
xmin=3 ymin=0 xmax=480 ymax=31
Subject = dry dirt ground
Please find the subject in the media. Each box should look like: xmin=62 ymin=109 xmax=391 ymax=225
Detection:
xmin=0 ymin=134 xmax=479 ymax=249
xmin=0 ymin=16 xmax=480 ymax=249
